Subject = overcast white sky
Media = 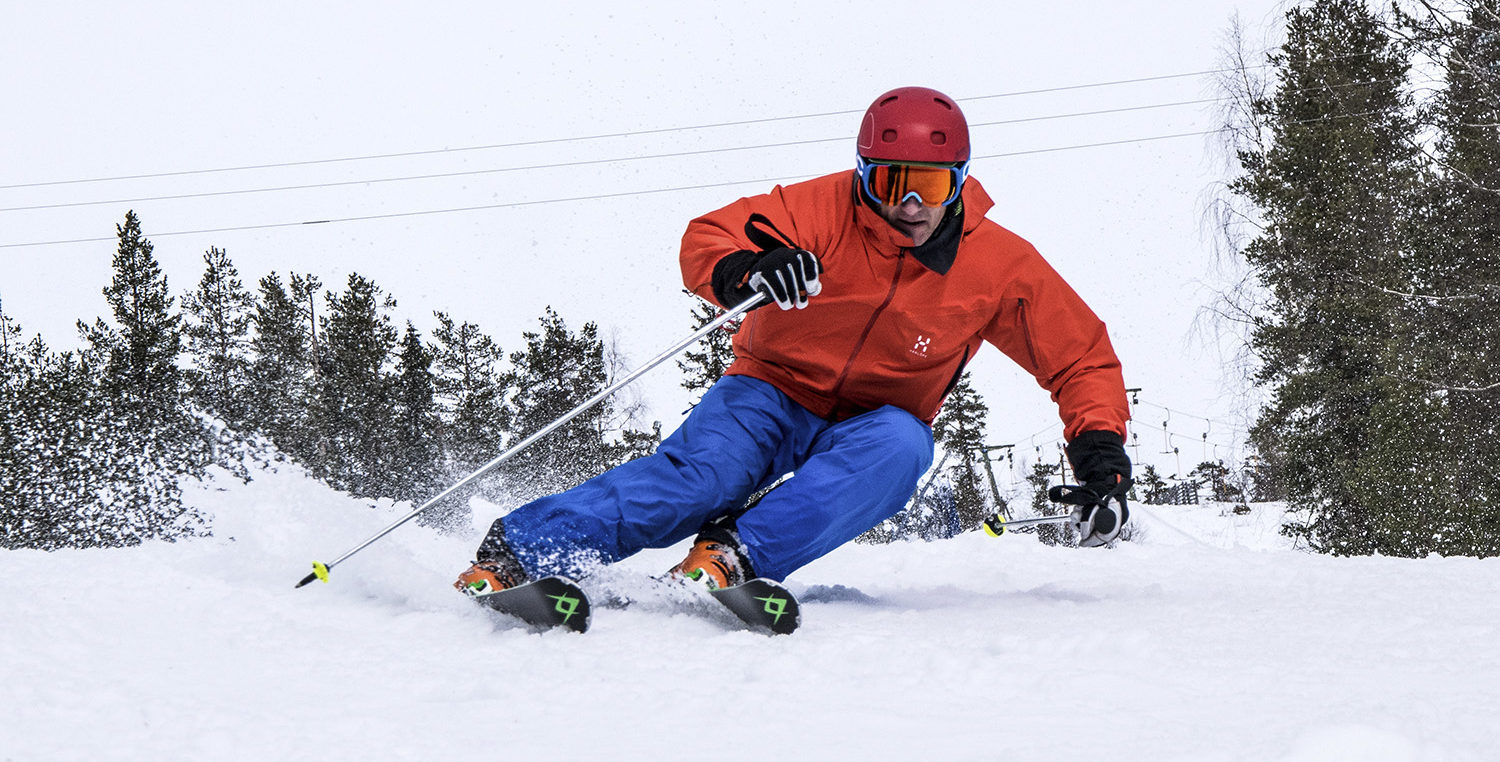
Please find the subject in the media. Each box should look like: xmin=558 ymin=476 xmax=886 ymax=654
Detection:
xmin=1 ymin=1 xmax=1294 ymax=478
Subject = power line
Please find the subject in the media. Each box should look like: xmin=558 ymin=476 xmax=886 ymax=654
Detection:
xmin=1 ymin=97 xmax=1222 ymax=214
xmin=5 ymin=68 xmax=1398 ymax=250
xmin=0 ymin=127 xmax=1234 ymax=251
xmin=0 ymin=173 xmax=812 ymax=249
xmin=0 ymin=66 xmax=1264 ymax=192
xmin=0 ymin=138 xmax=846 ymax=214
xmin=3 ymin=101 xmax=1390 ymax=251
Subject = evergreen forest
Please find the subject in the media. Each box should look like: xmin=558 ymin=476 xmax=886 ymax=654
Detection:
xmin=5 ymin=1 xmax=1500 ymax=559
xmin=1 ymin=211 xmax=660 ymax=549
xmin=1215 ymin=0 xmax=1500 ymax=556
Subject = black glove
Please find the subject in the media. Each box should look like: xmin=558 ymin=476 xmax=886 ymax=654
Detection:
xmin=1062 ymin=430 xmax=1133 ymax=547
xmin=711 ymin=247 xmax=823 ymax=311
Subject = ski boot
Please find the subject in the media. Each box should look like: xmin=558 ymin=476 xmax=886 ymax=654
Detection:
xmin=668 ymin=525 xmax=754 ymax=591
xmin=455 ymin=528 xmax=530 ymax=596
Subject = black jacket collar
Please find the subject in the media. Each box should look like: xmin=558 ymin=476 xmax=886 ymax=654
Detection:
xmin=855 ymin=177 xmax=965 ymax=275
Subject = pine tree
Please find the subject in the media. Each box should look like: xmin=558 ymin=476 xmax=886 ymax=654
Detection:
xmin=0 ymin=307 xmax=44 ymax=547
xmin=288 ymin=273 xmax=327 ymax=466
xmin=0 ymin=325 xmax=112 ymax=549
xmin=1134 ymin=464 xmax=1169 ymax=505
xmin=499 ymin=308 xmax=661 ymax=502
xmin=430 ymin=311 xmax=509 ymax=479
xmin=677 ymin=299 xmax=736 ymax=408
xmin=390 ymin=323 xmax=445 ymax=521
xmin=247 ymin=272 xmax=313 ymax=460
xmin=1230 ymin=0 xmax=1424 ymax=554
xmin=1026 ymin=458 xmax=1072 ymax=547
xmin=606 ymin=420 xmax=664 ymax=467
xmin=95 ymin=211 xmax=186 ymax=419
xmin=182 ymin=247 xmax=254 ymax=425
xmin=1188 ymin=461 xmax=1243 ymax=503
xmin=310 ymin=273 xmax=399 ymax=497
xmin=931 ymin=372 xmax=991 ymax=532
xmin=1386 ymin=0 xmax=1500 ymax=555
xmin=47 ymin=212 xmax=211 ymax=547
xmin=501 ymin=307 xmax=614 ymax=501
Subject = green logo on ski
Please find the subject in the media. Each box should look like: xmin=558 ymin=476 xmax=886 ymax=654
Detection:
xmin=549 ymin=593 xmax=581 ymax=623
xmin=756 ymin=594 xmax=788 ymax=625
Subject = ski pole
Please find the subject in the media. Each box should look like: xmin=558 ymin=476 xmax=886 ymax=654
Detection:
xmin=295 ymin=291 xmax=768 ymax=588
xmin=982 ymin=512 xmax=1073 ymax=538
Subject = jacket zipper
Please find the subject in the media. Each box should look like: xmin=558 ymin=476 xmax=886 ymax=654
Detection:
xmin=830 ymin=251 xmax=906 ymax=405
xmin=1017 ymin=297 xmax=1041 ymax=369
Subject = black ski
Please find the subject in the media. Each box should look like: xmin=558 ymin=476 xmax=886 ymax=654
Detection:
xmin=709 ymin=578 xmax=801 ymax=635
xmin=471 ymin=575 xmax=591 ymax=633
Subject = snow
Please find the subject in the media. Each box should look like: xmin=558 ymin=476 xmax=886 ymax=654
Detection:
xmin=5 ymin=464 xmax=1496 ymax=761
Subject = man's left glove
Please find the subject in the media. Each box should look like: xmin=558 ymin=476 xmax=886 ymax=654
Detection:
xmin=1063 ymin=430 xmax=1133 ymax=547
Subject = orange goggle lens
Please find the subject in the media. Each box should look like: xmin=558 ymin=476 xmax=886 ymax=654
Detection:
xmin=857 ymin=158 xmax=967 ymax=207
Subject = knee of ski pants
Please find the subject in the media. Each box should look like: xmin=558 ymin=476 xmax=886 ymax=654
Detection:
xmin=876 ymin=407 xmax=936 ymax=473
xmin=829 ymin=405 xmax=934 ymax=479
xmin=735 ymin=406 xmax=933 ymax=581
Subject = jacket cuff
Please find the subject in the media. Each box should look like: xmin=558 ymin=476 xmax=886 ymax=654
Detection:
xmin=1065 ymin=429 xmax=1132 ymax=484
xmin=710 ymin=250 xmax=762 ymax=307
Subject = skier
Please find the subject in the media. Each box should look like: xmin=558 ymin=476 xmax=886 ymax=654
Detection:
xmin=456 ymin=86 xmax=1133 ymax=595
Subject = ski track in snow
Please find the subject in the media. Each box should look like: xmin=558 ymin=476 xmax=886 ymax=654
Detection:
xmin=4 ymin=464 xmax=1496 ymax=762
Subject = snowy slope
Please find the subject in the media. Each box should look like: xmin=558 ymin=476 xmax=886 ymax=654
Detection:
xmin=4 ymin=464 xmax=1497 ymax=762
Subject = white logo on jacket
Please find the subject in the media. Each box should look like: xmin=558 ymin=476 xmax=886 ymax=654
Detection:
xmin=910 ymin=335 xmax=931 ymax=358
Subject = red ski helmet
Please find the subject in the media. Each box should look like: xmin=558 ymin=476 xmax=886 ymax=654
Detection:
xmin=856 ymin=86 xmax=970 ymax=164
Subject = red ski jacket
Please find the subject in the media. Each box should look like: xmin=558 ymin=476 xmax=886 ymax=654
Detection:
xmin=680 ymin=171 xmax=1129 ymax=441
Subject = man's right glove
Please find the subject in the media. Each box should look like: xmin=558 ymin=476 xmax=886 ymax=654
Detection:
xmin=1061 ymin=430 xmax=1134 ymax=547
xmin=711 ymin=247 xmax=823 ymax=310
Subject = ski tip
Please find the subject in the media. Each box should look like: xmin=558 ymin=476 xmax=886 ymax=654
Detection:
xmin=295 ymin=561 xmax=331 ymax=588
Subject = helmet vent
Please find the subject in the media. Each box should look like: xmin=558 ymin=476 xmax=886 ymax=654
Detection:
xmin=931 ymin=132 xmax=947 ymax=145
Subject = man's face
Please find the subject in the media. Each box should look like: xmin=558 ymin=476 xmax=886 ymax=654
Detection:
xmin=877 ymin=197 xmax=946 ymax=246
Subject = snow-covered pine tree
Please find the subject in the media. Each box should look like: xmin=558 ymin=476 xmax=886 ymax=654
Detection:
xmin=93 ymin=212 xmax=186 ymax=417
xmin=864 ymin=372 xmax=991 ymax=542
xmin=499 ymin=307 xmax=659 ymax=503
xmin=0 ymin=321 xmax=109 ymax=549
xmin=182 ymin=247 xmax=254 ymax=426
xmin=71 ymin=212 xmax=209 ymax=547
xmin=501 ymin=307 xmax=613 ymax=502
xmin=430 ymin=311 xmax=509 ymax=480
xmin=390 ymin=322 xmax=446 ymax=523
xmin=288 ymin=272 xmax=326 ymax=454
xmin=931 ymin=372 xmax=991 ymax=533
xmin=310 ymin=273 xmax=398 ymax=498
xmin=247 ymin=272 xmax=314 ymax=462
xmin=0 ymin=307 xmax=53 ymax=548
xmin=1026 ymin=458 xmax=1071 ymax=546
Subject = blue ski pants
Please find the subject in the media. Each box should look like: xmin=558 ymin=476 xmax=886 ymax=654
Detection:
xmin=497 ymin=375 xmax=934 ymax=581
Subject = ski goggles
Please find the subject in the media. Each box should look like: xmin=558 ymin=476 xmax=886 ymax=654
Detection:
xmin=856 ymin=155 xmax=970 ymax=208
